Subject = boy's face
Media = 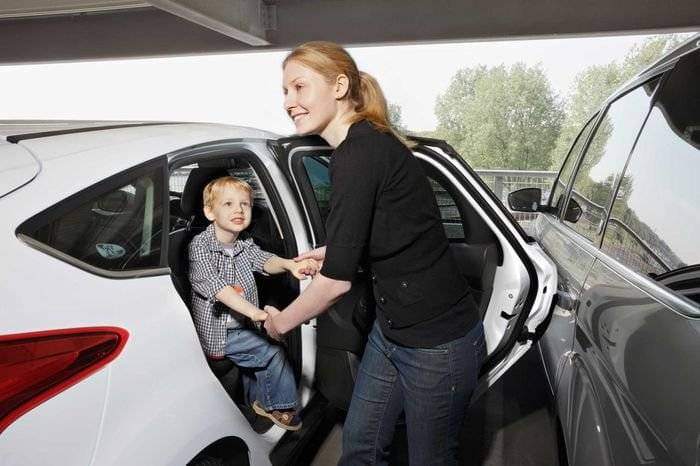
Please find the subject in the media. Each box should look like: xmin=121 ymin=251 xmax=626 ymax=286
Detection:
xmin=204 ymin=186 xmax=252 ymax=238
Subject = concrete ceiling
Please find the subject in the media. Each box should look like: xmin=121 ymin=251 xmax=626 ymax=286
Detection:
xmin=0 ymin=0 xmax=698 ymax=64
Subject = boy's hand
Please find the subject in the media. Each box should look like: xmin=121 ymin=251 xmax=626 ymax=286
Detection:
xmin=250 ymin=309 xmax=268 ymax=322
xmin=290 ymin=258 xmax=320 ymax=280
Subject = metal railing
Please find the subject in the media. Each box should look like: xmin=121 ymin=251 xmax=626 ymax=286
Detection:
xmin=474 ymin=169 xmax=557 ymax=202
xmin=475 ymin=169 xmax=557 ymax=234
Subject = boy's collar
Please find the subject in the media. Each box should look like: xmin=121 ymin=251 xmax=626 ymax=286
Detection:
xmin=203 ymin=223 xmax=248 ymax=255
xmin=203 ymin=224 xmax=225 ymax=252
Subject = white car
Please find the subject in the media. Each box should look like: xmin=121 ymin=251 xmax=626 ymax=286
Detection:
xmin=0 ymin=121 xmax=556 ymax=465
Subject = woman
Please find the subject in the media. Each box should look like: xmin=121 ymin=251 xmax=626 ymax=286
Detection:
xmin=264 ymin=41 xmax=486 ymax=465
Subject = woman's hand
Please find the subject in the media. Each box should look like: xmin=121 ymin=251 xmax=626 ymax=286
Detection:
xmin=289 ymin=258 xmax=320 ymax=280
xmin=263 ymin=305 xmax=283 ymax=340
xmin=294 ymin=246 xmax=326 ymax=265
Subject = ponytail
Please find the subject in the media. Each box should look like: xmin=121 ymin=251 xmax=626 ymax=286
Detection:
xmin=284 ymin=41 xmax=414 ymax=148
xmin=352 ymin=71 xmax=415 ymax=148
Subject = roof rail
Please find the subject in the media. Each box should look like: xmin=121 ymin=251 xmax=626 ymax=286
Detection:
xmin=6 ymin=122 xmax=178 ymax=144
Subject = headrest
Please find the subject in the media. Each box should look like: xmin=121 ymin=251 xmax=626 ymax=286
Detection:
xmin=181 ymin=167 xmax=230 ymax=218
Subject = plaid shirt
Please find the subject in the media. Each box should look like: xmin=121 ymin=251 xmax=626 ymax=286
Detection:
xmin=188 ymin=224 xmax=274 ymax=357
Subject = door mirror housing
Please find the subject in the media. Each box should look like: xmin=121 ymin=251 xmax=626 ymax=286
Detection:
xmin=508 ymin=187 xmax=544 ymax=213
xmin=564 ymin=197 xmax=582 ymax=223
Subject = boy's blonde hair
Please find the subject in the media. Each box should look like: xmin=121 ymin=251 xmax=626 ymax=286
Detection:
xmin=202 ymin=176 xmax=254 ymax=209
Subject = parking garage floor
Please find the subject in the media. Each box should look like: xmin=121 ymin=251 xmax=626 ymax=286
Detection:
xmin=307 ymin=348 xmax=561 ymax=466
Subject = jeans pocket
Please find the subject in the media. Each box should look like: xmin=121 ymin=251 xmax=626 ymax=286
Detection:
xmin=413 ymin=345 xmax=450 ymax=355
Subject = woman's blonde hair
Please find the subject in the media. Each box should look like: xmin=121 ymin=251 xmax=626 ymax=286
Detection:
xmin=283 ymin=41 xmax=413 ymax=147
xmin=203 ymin=176 xmax=253 ymax=209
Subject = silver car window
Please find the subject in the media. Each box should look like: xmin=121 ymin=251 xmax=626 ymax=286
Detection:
xmin=602 ymin=51 xmax=700 ymax=305
xmin=563 ymin=78 xmax=660 ymax=241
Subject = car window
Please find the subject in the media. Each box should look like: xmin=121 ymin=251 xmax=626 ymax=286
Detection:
xmin=602 ymin=52 xmax=700 ymax=304
xmin=170 ymin=163 xmax=269 ymax=209
xmin=229 ymin=165 xmax=271 ymax=209
xmin=549 ymin=116 xmax=596 ymax=215
xmin=169 ymin=165 xmax=190 ymax=195
xmin=563 ymin=78 xmax=660 ymax=241
xmin=20 ymin=165 xmax=165 ymax=273
xmin=427 ymin=175 xmax=465 ymax=240
xmin=299 ymin=153 xmax=466 ymax=240
xmin=301 ymin=155 xmax=331 ymax=225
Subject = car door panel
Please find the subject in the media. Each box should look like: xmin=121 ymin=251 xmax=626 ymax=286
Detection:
xmin=314 ymin=270 xmax=374 ymax=409
xmin=412 ymin=142 xmax=557 ymax=396
xmin=566 ymin=349 xmax=615 ymax=466
xmin=536 ymin=215 xmax=596 ymax=400
xmin=449 ymin=242 xmax=499 ymax=318
xmin=570 ymin=258 xmax=700 ymax=466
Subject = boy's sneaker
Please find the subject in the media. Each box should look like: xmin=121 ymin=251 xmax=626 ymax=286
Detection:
xmin=252 ymin=400 xmax=302 ymax=431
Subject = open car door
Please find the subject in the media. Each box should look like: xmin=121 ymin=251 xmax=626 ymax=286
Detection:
xmin=273 ymin=134 xmax=557 ymax=407
xmin=412 ymin=137 xmax=557 ymax=399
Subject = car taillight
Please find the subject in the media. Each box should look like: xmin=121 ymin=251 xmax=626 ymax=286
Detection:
xmin=0 ymin=327 xmax=128 ymax=433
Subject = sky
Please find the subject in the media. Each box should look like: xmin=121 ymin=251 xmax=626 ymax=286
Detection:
xmin=0 ymin=32 xmax=692 ymax=136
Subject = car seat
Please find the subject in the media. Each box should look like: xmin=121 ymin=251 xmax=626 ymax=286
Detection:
xmin=169 ymin=167 xmax=229 ymax=305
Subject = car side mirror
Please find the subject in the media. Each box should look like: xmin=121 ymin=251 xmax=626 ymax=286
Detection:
xmin=564 ymin=197 xmax=582 ymax=223
xmin=508 ymin=187 xmax=544 ymax=213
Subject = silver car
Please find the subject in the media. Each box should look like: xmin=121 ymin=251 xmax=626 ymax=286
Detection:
xmin=509 ymin=34 xmax=700 ymax=466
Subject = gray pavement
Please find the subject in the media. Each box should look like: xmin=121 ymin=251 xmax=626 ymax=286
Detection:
xmin=310 ymin=348 xmax=561 ymax=466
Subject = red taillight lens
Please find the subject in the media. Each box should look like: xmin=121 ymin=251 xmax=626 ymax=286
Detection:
xmin=0 ymin=327 xmax=128 ymax=433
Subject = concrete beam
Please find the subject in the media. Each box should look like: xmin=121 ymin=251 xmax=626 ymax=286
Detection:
xmin=146 ymin=0 xmax=270 ymax=46
xmin=0 ymin=9 xmax=245 ymax=66
xmin=272 ymin=0 xmax=700 ymax=45
xmin=0 ymin=0 xmax=697 ymax=64
xmin=0 ymin=0 xmax=148 ymax=19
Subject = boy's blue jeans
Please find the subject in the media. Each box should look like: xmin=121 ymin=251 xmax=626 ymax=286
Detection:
xmin=224 ymin=328 xmax=297 ymax=411
xmin=339 ymin=320 xmax=486 ymax=466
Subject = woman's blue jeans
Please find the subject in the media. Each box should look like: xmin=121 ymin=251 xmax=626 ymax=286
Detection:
xmin=224 ymin=328 xmax=297 ymax=411
xmin=339 ymin=320 xmax=486 ymax=465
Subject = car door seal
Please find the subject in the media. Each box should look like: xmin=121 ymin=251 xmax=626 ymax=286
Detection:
xmin=517 ymin=292 xmax=559 ymax=343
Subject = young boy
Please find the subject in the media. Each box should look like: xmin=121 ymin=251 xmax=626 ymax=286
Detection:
xmin=188 ymin=176 xmax=318 ymax=431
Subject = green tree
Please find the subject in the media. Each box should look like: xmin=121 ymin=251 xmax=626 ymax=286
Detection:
xmin=550 ymin=34 xmax=686 ymax=169
xmin=388 ymin=102 xmax=408 ymax=133
xmin=434 ymin=63 xmax=563 ymax=169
